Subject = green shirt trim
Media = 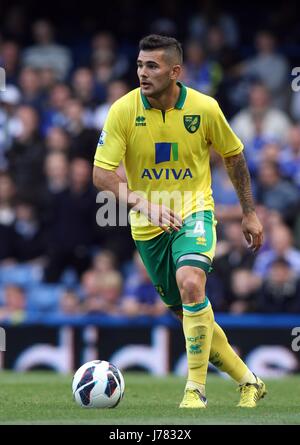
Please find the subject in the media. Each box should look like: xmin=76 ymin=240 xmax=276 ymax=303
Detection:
xmin=140 ymin=81 xmax=187 ymax=110
xmin=175 ymin=82 xmax=187 ymax=109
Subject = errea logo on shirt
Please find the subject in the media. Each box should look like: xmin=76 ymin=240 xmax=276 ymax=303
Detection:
xmin=135 ymin=116 xmax=146 ymax=126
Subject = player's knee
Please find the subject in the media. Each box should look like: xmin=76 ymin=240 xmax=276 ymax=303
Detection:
xmin=176 ymin=267 xmax=206 ymax=304
xmin=180 ymin=279 xmax=205 ymax=302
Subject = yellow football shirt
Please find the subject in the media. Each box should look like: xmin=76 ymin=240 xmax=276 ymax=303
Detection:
xmin=94 ymin=82 xmax=243 ymax=240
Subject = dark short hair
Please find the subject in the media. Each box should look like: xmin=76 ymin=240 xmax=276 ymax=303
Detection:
xmin=270 ymin=257 xmax=290 ymax=269
xmin=139 ymin=34 xmax=183 ymax=64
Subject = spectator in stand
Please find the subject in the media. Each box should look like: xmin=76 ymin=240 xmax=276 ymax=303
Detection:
xmin=253 ymin=223 xmax=300 ymax=279
xmin=0 ymin=172 xmax=16 ymax=226
xmin=63 ymin=98 xmax=99 ymax=162
xmin=0 ymin=85 xmax=22 ymax=169
xmin=22 ymin=19 xmax=72 ymax=81
xmin=150 ymin=17 xmax=178 ymax=39
xmin=256 ymin=161 xmax=299 ymax=223
xmin=245 ymin=130 xmax=281 ymax=175
xmin=188 ymin=0 xmax=239 ymax=48
xmin=290 ymin=88 xmax=300 ymax=122
xmin=230 ymin=83 xmax=291 ymax=146
xmin=39 ymin=67 xmax=58 ymax=96
xmin=100 ymin=229 xmax=136 ymax=269
xmin=18 ymin=67 xmax=44 ymax=111
xmin=257 ymin=258 xmax=300 ymax=313
xmin=43 ymin=153 xmax=69 ymax=192
xmin=0 ymin=172 xmax=16 ymax=261
xmin=278 ymin=125 xmax=300 ymax=189
xmin=92 ymin=249 xmax=118 ymax=274
xmin=44 ymin=157 xmax=99 ymax=282
xmin=92 ymin=53 xmax=115 ymax=103
xmin=0 ymin=284 xmax=26 ymax=322
xmin=91 ymin=31 xmax=129 ymax=102
xmin=80 ymin=269 xmax=102 ymax=298
xmin=246 ymin=139 xmax=285 ymax=178
xmin=81 ymin=269 xmax=123 ymax=315
xmin=182 ymin=40 xmax=222 ymax=96
xmin=39 ymin=152 xmax=69 ymax=213
xmin=93 ymin=80 xmax=130 ymax=130
xmin=259 ymin=142 xmax=281 ymax=165
xmin=2 ymin=5 xmax=27 ymax=43
xmin=232 ymin=30 xmax=289 ymax=109
xmin=121 ymin=251 xmax=167 ymax=317
xmin=0 ymin=40 xmax=20 ymax=85
xmin=98 ymin=270 xmax=123 ymax=314
xmin=58 ymin=289 xmax=82 ymax=315
xmin=206 ymin=26 xmax=239 ymax=73
xmin=294 ymin=209 xmax=300 ymax=251
xmin=6 ymin=105 xmax=46 ymax=200
xmin=71 ymin=67 xmax=97 ymax=110
xmin=11 ymin=198 xmax=46 ymax=264
xmin=294 ymin=212 xmax=300 ymax=249
xmin=45 ymin=127 xmax=71 ymax=155
xmin=229 ymin=269 xmax=259 ymax=314
xmin=41 ymin=83 xmax=71 ymax=136
xmin=212 ymin=221 xmax=256 ymax=311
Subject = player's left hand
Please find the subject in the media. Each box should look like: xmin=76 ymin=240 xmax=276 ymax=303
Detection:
xmin=241 ymin=211 xmax=263 ymax=253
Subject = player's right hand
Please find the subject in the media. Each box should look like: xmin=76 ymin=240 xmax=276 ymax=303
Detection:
xmin=242 ymin=211 xmax=263 ymax=253
xmin=139 ymin=200 xmax=183 ymax=233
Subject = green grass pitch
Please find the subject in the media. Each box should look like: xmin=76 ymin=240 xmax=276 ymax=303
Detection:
xmin=0 ymin=371 xmax=299 ymax=425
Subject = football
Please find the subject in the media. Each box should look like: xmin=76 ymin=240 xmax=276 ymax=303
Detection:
xmin=72 ymin=360 xmax=125 ymax=408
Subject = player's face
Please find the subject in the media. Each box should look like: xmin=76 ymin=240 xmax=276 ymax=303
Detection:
xmin=137 ymin=50 xmax=178 ymax=97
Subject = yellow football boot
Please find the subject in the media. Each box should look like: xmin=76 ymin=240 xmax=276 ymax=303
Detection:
xmin=179 ymin=389 xmax=207 ymax=409
xmin=237 ymin=376 xmax=267 ymax=408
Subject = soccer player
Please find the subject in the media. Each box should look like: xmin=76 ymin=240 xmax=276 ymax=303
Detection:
xmin=93 ymin=34 xmax=266 ymax=408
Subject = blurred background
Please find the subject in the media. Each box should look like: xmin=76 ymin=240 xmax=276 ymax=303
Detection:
xmin=0 ymin=0 xmax=300 ymax=376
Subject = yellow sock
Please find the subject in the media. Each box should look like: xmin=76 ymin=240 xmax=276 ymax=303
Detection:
xmin=182 ymin=298 xmax=214 ymax=387
xmin=209 ymin=322 xmax=251 ymax=383
xmin=238 ymin=370 xmax=256 ymax=385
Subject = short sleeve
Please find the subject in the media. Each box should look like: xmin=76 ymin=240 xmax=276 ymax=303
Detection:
xmin=94 ymin=104 xmax=127 ymax=171
xmin=208 ymin=99 xmax=244 ymax=158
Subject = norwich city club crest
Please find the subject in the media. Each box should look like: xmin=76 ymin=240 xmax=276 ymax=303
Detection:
xmin=183 ymin=115 xmax=200 ymax=133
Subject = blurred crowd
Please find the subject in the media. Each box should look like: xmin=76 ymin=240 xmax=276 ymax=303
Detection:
xmin=0 ymin=2 xmax=300 ymax=321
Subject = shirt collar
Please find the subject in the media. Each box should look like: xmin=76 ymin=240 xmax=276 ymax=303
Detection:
xmin=140 ymin=81 xmax=187 ymax=110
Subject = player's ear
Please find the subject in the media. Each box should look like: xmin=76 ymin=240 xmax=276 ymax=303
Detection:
xmin=170 ymin=64 xmax=181 ymax=80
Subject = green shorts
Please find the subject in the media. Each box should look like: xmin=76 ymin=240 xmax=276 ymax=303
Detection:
xmin=135 ymin=210 xmax=217 ymax=310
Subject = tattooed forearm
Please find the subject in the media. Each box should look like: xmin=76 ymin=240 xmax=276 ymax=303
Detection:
xmin=224 ymin=152 xmax=255 ymax=215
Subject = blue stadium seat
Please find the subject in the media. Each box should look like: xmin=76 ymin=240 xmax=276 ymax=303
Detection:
xmin=121 ymin=260 xmax=135 ymax=279
xmin=27 ymin=284 xmax=65 ymax=313
xmin=60 ymin=268 xmax=79 ymax=287
xmin=0 ymin=264 xmax=43 ymax=288
xmin=0 ymin=287 xmax=4 ymax=305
